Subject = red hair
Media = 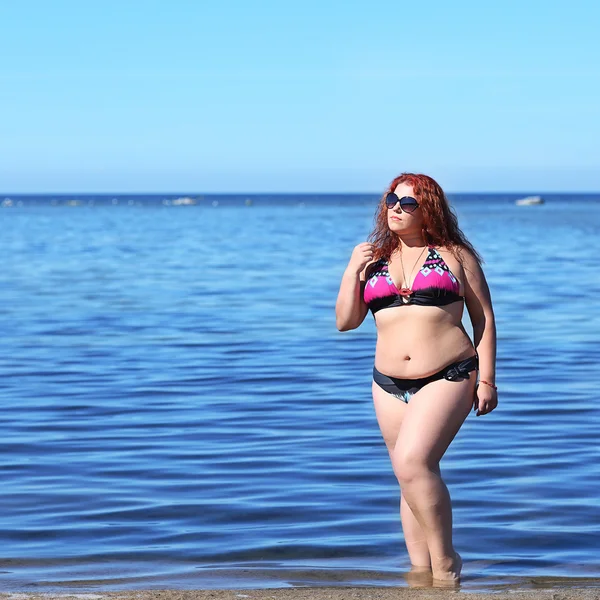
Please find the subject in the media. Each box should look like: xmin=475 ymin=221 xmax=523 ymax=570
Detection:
xmin=368 ymin=173 xmax=483 ymax=265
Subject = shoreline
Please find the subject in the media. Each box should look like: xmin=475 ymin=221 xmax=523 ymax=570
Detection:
xmin=3 ymin=587 xmax=600 ymax=600
xmin=4 ymin=573 xmax=600 ymax=599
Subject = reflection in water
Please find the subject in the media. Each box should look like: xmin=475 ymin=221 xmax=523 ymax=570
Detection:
xmin=402 ymin=565 xmax=433 ymax=588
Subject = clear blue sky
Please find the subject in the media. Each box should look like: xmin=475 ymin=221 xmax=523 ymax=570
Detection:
xmin=1 ymin=0 xmax=599 ymax=193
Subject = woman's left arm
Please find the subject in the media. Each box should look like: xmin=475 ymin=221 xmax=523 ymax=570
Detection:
xmin=461 ymin=248 xmax=498 ymax=416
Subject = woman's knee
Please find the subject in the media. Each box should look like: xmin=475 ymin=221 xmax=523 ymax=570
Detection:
xmin=392 ymin=449 xmax=435 ymax=485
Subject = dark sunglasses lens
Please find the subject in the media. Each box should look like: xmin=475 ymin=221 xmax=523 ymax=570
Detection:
xmin=385 ymin=193 xmax=399 ymax=208
xmin=400 ymin=199 xmax=418 ymax=213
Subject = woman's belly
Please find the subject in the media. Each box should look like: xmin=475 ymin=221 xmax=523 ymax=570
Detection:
xmin=373 ymin=303 xmax=475 ymax=378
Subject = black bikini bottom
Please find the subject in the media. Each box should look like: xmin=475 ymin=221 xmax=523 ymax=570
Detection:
xmin=373 ymin=354 xmax=479 ymax=403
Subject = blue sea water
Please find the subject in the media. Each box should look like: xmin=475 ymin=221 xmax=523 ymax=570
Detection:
xmin=1 ymin=193 xmax=600 ymax=592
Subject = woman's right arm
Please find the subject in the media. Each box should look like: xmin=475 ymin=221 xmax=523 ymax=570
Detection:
xmin=335 ymin=242 xmax=374 ymax=331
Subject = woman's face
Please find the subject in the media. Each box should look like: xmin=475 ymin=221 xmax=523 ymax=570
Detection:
xmin=386 ymin=182 xmax=424 ymax=235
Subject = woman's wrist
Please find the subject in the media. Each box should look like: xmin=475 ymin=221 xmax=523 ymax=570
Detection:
xmin=344 ymin=266 xmax=362 ymax=278
xmin=479 ymin=379 xmax=497 ymax=390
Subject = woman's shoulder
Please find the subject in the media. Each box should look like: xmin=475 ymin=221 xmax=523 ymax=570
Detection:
xmin=433 ymin=244 xmax=477 ymax=263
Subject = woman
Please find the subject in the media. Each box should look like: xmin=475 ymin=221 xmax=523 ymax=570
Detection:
xmin=335 ymin=173 xmax=497 ymax=584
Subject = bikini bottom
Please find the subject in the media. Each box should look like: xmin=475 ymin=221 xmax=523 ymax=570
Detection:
xmin=373 ymin=354 xmax=479 ymax=403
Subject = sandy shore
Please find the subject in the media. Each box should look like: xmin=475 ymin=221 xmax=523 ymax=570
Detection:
xmin=3 ymin=588 xmax=600 ymax=600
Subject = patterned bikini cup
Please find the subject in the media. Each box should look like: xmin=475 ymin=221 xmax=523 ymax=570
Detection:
xmin=363 ymin=247 xmax=461 ymax=308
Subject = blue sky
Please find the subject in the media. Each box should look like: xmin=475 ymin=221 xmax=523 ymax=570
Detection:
xmin=1 ymin=0 xmax=599 ymax=193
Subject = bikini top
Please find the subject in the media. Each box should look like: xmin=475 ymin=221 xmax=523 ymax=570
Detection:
xmin=363 ymin=246 xmax=464 ymax=314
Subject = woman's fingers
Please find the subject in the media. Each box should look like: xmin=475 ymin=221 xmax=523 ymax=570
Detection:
xmin=475 ymin=389 xmax=498 ymax=416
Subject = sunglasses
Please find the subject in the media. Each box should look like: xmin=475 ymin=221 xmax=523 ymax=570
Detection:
xmin=385 ymin=192 xmax=419 ymax=213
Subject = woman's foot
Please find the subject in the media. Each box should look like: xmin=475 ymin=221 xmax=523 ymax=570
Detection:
xmin=431 ymin=551 xmax=462 ymax=585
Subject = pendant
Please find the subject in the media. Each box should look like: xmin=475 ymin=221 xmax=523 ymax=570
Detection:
xmin=399 ymin=288 xmax=413 ymax=297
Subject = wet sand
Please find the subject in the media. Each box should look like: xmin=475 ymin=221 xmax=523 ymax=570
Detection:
xmin=3 ymin=588 xmax=600 ymax=600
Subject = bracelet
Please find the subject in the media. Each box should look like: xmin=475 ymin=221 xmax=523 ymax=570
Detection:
xmin=479 ymin=379 xmax=497 ymax=390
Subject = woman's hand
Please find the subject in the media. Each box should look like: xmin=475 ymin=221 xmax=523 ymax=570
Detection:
xmin=347 ymin=242 xmax=375 ymax=275
xmin=473 ymin=383 xmax=498 ymax=416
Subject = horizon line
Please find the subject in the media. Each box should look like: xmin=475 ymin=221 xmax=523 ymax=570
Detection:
xmin=2 ymin=190 xmax=600 ymax=196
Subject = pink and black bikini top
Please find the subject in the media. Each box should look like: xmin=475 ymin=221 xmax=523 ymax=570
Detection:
xmin=363 ymin=246 xmax=464 ymax=314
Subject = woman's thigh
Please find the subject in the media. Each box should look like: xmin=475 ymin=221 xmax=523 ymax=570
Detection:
xmin=372 ymin=380 xmax=409 ymax=453
xmin=394 ymin=376 xmax=476 ymax=466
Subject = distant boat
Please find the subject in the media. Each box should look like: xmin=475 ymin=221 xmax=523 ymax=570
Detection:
xmin=1 ymin=198 xmax=13 ymax=208
xmin=516 ymin=195 xmax=544 ymax=206
xmin=172 ymin=197 xmax=197 ymax=206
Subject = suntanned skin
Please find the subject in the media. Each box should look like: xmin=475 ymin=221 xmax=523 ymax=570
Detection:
xmin=335 ymin=181 xmax=498 ymax=585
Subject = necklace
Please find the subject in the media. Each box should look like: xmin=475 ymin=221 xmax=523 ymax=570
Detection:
xmin=398 ymin=245 xmax=427 ymax=297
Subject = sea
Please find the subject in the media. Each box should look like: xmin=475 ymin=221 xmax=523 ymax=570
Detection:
xmin=2 ymin=192 xmax=600 ymax=593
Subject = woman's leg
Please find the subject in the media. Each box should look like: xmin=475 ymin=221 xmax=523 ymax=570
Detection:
xmin=371 ymin=381 xmax=431 ymax=568
xmin=390 ymin=375 xmax=476 ymax=581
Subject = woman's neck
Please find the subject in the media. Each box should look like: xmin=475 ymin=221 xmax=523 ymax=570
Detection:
xmin=395 ymin=234 xmax=427 ymax=251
